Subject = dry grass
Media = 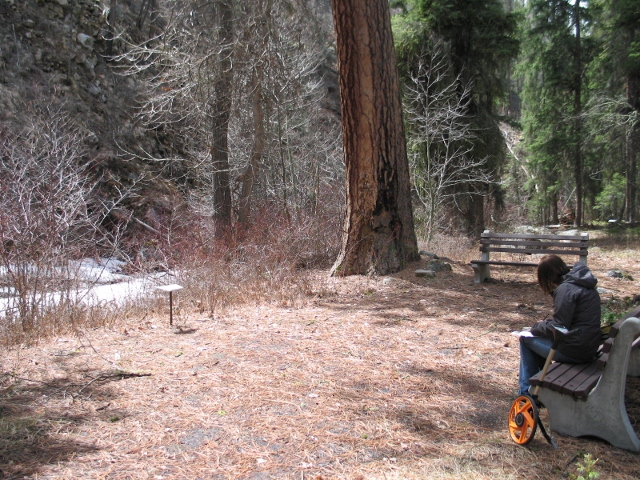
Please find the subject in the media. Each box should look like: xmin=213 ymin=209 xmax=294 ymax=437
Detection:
xmin=0 ymin=210 xmax=340 ymax=348
xmin=420 ymin=233 xmax=477 ymax=263
xmin=1 ymin=231 xmax=640 ymax=479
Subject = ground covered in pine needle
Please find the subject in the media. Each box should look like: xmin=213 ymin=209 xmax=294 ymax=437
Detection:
xmin=2 ymin=242 xmax=640 ymax=479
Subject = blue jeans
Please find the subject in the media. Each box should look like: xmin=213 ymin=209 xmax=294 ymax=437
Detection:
xmin=518 ymin=336 xmax=580 ymax=395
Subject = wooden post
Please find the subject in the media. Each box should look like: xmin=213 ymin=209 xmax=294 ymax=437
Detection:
xmin=157 ymin=284 xmax=183 ymax=326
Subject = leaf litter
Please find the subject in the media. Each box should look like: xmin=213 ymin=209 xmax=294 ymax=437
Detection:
xmin=2 ymin=248 xmax=640 ymax=479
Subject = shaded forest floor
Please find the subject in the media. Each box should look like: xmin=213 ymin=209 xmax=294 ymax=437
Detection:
xmin=2 ymin=239 xmax=640 ymax=479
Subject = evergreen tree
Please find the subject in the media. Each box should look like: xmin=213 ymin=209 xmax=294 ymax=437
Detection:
xmin=518 ymin=0 xmax=597 ymax=226
xmin=392 ymin=0 xmax=519 ymax=237
xmin=589 ymin=0 xmax=640 ymax=222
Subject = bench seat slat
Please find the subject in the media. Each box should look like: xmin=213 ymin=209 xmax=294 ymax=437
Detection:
xmin=480 ymin=239 xmax=588 ymax=248
xmin=544 ymin=364 xmax=577 ymax=391
xmin=471 ymin=260 xmax=539 ymax=267
xmin=547 ymin=363 xmax=591 ymax=392
xmin=530 ymin=362 xmax=572 ymax=389
xmin=481 ymin=232 xmax=588 ymax=241
xmin=471 ymin=260 xmax=578 ymax=268
xmin=550 ymin=362 xmax=598 ymax=392
xmin=480 ymin=247 xmax=587 ymax=256
xmin=561 ymin=362 xmax=601 ymax=397
xmin=530 ymin=361 xmax=602 ymax=397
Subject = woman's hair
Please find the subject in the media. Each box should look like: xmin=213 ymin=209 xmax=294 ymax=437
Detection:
xmin=537 ymin=254 xmax=570 ymax=295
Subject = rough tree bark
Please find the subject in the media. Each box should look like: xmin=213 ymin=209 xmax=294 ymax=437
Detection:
xmin=625 ymin=73 xmax=639 ymax=223
xmin=330 ymin=0 xmax=419 ymax=276
xmin=573 ymin=0 xmax=583 ymax=227
xmin=211 ymin=0 xmax=234 ymax=230
xmin=238 ymin=66 xmax=265 ymax=225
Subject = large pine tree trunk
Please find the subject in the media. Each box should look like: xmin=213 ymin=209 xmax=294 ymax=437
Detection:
xmin=330 ymin=0 xmax=419 ymax=276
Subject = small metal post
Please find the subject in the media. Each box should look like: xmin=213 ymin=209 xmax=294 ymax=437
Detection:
xmin=157 ymin=284 xmax=183 ymax=326
xmin=169 ymin=290 xmax=174 ymax=326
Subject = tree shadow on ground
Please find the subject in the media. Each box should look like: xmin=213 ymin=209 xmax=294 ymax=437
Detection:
xmin=321 ymin=362 xmax=517 ymax=466
xmin=319 ymin=268 xmax=544 ymax=331
xmin=394 ymin=363 xmax=508 ymax=431
xmin=0 ymin=369 xmax=137 ymax=478
xmin=387 ymin=365 xmax=640 ymax=456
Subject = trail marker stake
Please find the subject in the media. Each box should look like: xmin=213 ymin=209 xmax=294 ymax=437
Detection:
xmin=156 ymin=284 xmax=183 ymax=326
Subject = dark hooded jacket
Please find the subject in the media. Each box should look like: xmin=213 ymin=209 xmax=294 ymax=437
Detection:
xmin=530 ymin=262 xmax=602 ymax=362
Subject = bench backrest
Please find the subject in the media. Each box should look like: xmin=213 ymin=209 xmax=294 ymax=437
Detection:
xmin=597 ymin=304 xmax=640 ymax=369
xmin=479 ymin=231 xmax=589 ymax=257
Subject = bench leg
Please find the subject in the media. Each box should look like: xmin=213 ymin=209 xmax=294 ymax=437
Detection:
xmin=539 ymin=387 xmax=640 ymax=452
xmin=471 ymin=264 xmax=490 ymax=284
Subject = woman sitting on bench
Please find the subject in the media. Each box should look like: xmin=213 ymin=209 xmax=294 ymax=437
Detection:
xmin=518 ymin=254 xmax=602 ymax=396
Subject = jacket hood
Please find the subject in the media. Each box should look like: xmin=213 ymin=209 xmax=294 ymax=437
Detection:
xmin=562 ymin=262 xmax=598 ymax=289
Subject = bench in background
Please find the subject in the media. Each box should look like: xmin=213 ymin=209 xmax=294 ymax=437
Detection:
xmin=471 ymin=231 xmax=589 ymax=283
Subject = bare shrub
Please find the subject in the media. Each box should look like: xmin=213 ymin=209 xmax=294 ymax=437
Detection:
xmin=0 ymin=106 xmax=126 ymax=339
xmin=404 ymin=42 xmax=496 ymax=241
xmin=136 ymin=201 xmax=342 ymax=316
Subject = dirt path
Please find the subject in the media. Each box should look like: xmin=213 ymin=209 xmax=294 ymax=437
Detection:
xmin=2 ymin=249 xmax=640 ymax=479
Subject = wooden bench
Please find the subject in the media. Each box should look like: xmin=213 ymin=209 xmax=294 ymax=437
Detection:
xmin=471 ymin=231 xmax=589 ymax=283
xmin=529 ymin=305 xmax=640 ymax=451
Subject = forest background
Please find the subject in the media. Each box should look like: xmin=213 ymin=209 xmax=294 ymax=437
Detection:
xmin=0 ymin=0 xmax=639 ymax=334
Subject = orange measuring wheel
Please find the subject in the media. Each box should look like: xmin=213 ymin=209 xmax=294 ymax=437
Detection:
xmin=508 ymin=395 xmax=538 ymax=445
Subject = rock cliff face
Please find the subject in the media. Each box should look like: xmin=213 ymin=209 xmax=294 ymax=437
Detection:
xmin=1 ymin=0 xmax=179 ymax=234
xmin=3 ymin=0 xmax=121 ymax=133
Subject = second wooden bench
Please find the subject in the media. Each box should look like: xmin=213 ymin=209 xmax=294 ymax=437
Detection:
xmin=471 ymin=231 xmax=589 ymax=283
